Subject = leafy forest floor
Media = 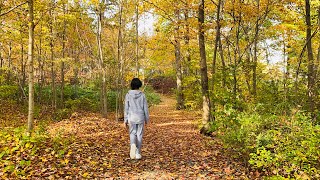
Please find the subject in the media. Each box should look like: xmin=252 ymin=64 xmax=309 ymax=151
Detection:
xmin=1 ymin=95 xmax=259 ymax=179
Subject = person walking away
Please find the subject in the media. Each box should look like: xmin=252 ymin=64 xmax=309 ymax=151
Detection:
xmin=124 ymin=78 xmax=149 ymax=160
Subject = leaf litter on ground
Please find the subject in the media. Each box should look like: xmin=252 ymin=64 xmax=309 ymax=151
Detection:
xmin=1 ymin=95 xmax=254 ymax=179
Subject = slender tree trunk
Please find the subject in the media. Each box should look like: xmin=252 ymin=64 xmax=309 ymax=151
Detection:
xmin=218 ymin=37 xmax=226 ymax=88
xmin=211 ymin=0 xmax=223 ymax=114
xmin=174 ymin=8 xmax=184 ymax=110
xmin=50 ymin=2 xmax=56 ymax=110
xmin=317 ymin=44 xmax=320 ymax=78
xmin=21 ymin=33 xmax=26 ymax=88
xmin=97 ymin=9 xmax=107 ymax=118
xmin=305 ymin=0 xmax=315 ymax=116
xmin=135 ymin=0 xmax=139 ymax=77
xmin=212 ymin=0 xmax=222 ymax=89
xmin=184 ymin=9 xmax=191 ymax=75
xmin=244 ymin=44 xmax=252 ymax=96
xmin=316 ymin=7 xmax=320 ymax=94
xmin=37 ymin=31 xmax=43 ymax=103
xmin=20 ymin=38 xmax=26 ymax=102
xmin=283 ymin=40 xmax=289 ymax=115
xmin=0 ymin=47 xmax=2 ymax=70
xmin=252 ymin=0 xmax=260 ymax=98
xmin=243 ymin=29 xmax=252 ymax=96
xmin=233 ymin=27 xmax=240 ymax=100
xmin=60 ymin=3 xmax=67 ymax=108
xmin=199 ymin=0 xmax=212 ymax=134
xmin=27 ymin=0 xmax=35 ymax=133
xmin=116 ymin=1 xmax=124 ymax=121
xmin=0 ymin=43 xmax=2 ymax=69
xmin=7 ymin=42 xmax=12 ymax=84
xmin=0 ymin=42 xmax=3 ymax=85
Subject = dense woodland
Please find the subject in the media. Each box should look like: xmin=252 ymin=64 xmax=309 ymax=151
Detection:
xmin=0 ymin=0 xmax=320 ymax=178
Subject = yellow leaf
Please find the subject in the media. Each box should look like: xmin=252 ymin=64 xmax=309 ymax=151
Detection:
xmin=64 ymin=159 xmax=69 ymax=164
xmin=41 ymin=157 xmax=48 ymax=162
xmin=82 ymin=172 xmax=89 ymax=178
xmin=25 ymin=143 xmax=31 ymax=148
xmin=66 ymin=150 xmax=72 ymax=157
xmin=90 ymin=161 xmax=97 ymax=165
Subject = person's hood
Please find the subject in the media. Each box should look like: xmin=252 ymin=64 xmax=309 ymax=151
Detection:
xmin=128 ymin=90 xmax=143 ymax=99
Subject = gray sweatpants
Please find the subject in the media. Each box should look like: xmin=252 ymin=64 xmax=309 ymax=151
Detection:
xmin=129 ymin=123 xmax=144 ymax=154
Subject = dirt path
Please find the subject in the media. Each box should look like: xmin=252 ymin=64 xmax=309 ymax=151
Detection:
xmin=44 ymin=95 xmax=249 ymax=179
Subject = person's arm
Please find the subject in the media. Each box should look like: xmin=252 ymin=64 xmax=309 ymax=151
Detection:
xmin=124 ymin=93 xmax=129 ymax=124
xmin=143 ymin=94 xmax=149 ymax=124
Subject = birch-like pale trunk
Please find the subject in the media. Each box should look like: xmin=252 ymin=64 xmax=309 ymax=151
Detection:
xmin=27 ymin=0 xmax=35 ymax=133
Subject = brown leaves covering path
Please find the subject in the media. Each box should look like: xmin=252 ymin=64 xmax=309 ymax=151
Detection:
xmin=42 ymin=95 xmax=250 ymax=179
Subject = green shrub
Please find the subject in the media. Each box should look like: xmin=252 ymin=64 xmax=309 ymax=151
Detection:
xmin=0 ymin=85 xmax=18 ymax=99
xmin=144 ymin=86 xmax=161 ymax=107
xmin=250 ymin=113 xmax=320 ymax=178
xmin=107 ymin=91 xmax=117 ymax=111
xmin=182 ymin=75 xmax=202 ymax=109
xmin=215 ymin=108 xmax=320 ymax=178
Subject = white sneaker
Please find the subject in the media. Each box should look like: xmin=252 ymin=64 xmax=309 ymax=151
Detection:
xmin=130 ymin=144 xmax=136 ymax=159
xmin=136 ymin=154 xmax=142 ymax=160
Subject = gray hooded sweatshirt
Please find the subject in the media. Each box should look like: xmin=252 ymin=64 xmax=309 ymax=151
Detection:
xmin=124 ymin=90 xmax=149 ymax=124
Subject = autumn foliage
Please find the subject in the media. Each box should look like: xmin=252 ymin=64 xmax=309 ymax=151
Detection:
xmin=1 ymin=0 xmax=320 ymax=178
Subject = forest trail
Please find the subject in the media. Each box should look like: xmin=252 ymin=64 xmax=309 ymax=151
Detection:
xmin=44 ymin=95 xmax=249 ymax=179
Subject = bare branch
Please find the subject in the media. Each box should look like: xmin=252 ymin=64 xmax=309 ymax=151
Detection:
xmin=0 ymin=1 xmax=27 ymax=17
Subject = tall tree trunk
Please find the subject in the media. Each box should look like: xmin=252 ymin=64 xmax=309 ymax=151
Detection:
xmin=305 ymin=0 xmax=315 ymax=116
xmin=211 ymin=0 xmax=223 ymax=114
xmin=135 ymin=0 xmax=139 ymax=77
xmin=0 ymin=42 xmax=2 ymax=69
xmin=316 ymin=7 xmax=320 ymax=95
xmin=7 ymin=42 xmax=12 ymax=84
xmin=50 ymin=2 xmax=56 ymax=110
xmin=20 ymin=38 xmax=26 ymax=102
xmin=244 ymin=43 xmax=252 ymax=96
xmin=98 ymin=9 xmax=107 ymax=118
xmin=233 ymin=26 xmax=240 ymax=100
xmin=27 ymin=0 xmax=35 ymax=133
xmin=212 ymin=0 xmax=222 ymax=89
xmin=37 ymin=30 xmax=43 ymax=103
xmin=218 ymin=36 xmax=226 ymax=88
xmin=60 ymin=3 xmax=66 ymax=108
xmin=174 ymin=8 xmax=184 ymax=110
xmin=217 ymin=0 xmax=226 ymax=89
xmin=0 ymin=43 xmax=3 ymax=70
xmin=116 ymin=1 xmax=124 ymax=121
xmin=199 ymin=0 xmax=211 ymax=134
xmin=252 ymin=0 xmax=260 ymax=98
xmin=184 ymin=9 xmax=191 ymax=75
xmin=283 ymin=40 xmax=289 ymax=115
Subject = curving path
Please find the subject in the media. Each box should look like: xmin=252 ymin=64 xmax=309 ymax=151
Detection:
xmin=41 ymin=95 xmax=251 ymax=179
